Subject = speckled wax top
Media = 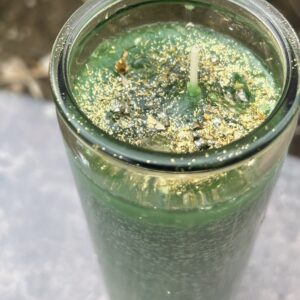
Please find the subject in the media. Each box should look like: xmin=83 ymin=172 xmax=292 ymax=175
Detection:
xmin=73 ymin=23 xmax=281 ymax=154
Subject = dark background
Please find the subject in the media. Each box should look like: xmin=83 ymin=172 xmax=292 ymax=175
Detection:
xmin=0 ymin=0 xmax=299 ymax=155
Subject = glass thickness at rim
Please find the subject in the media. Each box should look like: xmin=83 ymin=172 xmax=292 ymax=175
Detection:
xmin=50 ymin=0 xmax=300 ymax=172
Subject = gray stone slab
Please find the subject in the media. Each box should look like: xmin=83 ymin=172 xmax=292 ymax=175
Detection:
xmin=0 ymin=91 xmax=299 ymax=300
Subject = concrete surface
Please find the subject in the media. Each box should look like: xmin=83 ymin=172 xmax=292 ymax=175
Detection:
xmin=0 ymin=91 xmax=299 ymax=300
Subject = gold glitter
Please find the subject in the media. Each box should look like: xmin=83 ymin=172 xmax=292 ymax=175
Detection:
xmin=73 ymin=23 xmax=281 ymax=154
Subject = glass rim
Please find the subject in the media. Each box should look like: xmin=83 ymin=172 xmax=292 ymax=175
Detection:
xmin=50 ymin=0 xmax=300 ymax=172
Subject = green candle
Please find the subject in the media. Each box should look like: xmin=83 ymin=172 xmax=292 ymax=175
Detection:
xmin=67 ymin=23 xmax=282 ymax=300
xmin=50 ymin=1 xmax=300 ymax=300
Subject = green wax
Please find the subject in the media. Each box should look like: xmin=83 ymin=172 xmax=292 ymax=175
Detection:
xmin=64 ymin=142 xmax=282 ymax=300
xmin=73 ymin=23 xmax=280 ymax=153
xmin=67 ymin=22 xmax=283 ymax=300
xmin=61 ymin=123 xmax=285 ymax=300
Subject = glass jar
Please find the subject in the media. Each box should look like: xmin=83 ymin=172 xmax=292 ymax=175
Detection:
xmin=50 ymin=1 xmax=300 ymax=299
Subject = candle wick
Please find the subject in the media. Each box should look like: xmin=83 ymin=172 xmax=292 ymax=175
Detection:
xmin=187 ymin=46 xmax=201 ymax=97
xmin=190 ymin=46 xmax=199 ymax=85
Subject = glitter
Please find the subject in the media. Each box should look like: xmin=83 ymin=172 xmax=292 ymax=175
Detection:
xmin=212 ymin=118 xmax=221 ymax=127
xmin=134 ymin=37 xmax=142 ymax=45
xmin=184 ymin=4 xmax=194 ymax=10
xmin=73 ymin=23 xmax=280 ymax=154
xmin=186 ymin=22 xmax=195 ymax=28
xmin=247 ymin=159 xmax=255 ymax=166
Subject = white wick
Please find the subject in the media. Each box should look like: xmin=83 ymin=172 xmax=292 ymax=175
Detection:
xmin=189 ymin=46 xmax=199 ymax=86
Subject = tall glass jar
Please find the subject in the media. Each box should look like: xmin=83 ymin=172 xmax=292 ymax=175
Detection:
xmin=50 ymin=1 xmax=300 ymax=300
